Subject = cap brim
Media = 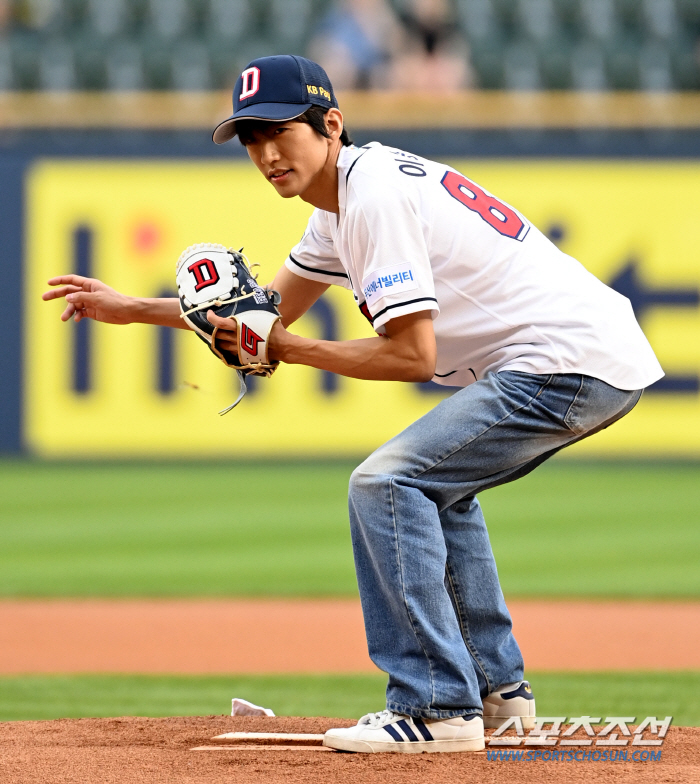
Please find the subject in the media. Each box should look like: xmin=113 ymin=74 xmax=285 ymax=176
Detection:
xmin=212 ymin=103 xmax=313 ymax=144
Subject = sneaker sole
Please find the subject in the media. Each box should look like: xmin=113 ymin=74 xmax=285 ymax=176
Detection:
xmin=483 ymin=716 xmax=536 ymax=730
xmin=322 ymin=735 xmax=486 ymax=754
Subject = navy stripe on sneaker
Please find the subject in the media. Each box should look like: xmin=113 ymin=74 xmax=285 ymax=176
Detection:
xmin=412 ymin=718 xmax=434 ymax=742
xmin=383 ymin=724 xmax=404 ymax=742
xmin=397 ymin=719 xmax=419 ymax=742
xmin=500 ymin=682 xmax=535 ymax=701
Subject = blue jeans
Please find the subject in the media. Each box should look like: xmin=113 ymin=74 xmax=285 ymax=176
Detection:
xmin=348 ymin=371 xmax=642 ymax=720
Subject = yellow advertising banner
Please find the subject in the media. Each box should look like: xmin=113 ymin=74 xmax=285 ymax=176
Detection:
xmin=25 ymin=159 xmax=700 ymax=457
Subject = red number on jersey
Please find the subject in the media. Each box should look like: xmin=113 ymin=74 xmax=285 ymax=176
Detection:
xmin=441 ymin=171 xmax=529 ymax=241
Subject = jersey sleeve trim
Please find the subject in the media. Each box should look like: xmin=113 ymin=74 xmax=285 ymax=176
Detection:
xmin=287 ymin=253 xmax=349 ymax=280
xmin=373 ymin=296 xmax=438 ymax=322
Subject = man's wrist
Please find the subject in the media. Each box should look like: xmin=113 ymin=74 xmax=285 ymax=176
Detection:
xmin=270 ymin=321 xmax=303 ymax=364
xmin=126 ymin=296 xmax=148 ymax=325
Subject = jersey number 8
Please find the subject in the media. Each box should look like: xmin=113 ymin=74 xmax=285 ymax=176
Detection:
xmin=441 ymin=171 xmax=529 ymax=242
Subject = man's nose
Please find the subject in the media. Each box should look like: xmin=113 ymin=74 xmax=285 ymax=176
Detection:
xmin=260 ymin=140 xmax=280 ymax=166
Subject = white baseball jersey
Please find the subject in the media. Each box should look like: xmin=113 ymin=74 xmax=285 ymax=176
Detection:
xmin=285 ymin=142 xmax=663 ymax=391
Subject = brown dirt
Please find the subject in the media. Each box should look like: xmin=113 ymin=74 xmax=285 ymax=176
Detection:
xmin=0 ymin=716 xmax=697 ymax=784
xmin=1 ymin=599 xmax=699 ymax=674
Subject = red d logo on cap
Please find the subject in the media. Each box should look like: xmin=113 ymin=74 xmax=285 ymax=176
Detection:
xmin=240 ymin=67 xmax=260 ymax=100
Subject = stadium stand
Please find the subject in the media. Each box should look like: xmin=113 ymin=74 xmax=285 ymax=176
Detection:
xmin=0 ymin=0 xmax=697 ymax=90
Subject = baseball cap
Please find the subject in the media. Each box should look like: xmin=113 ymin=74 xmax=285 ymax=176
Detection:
xmin=212 ymin=55 xmax=338 ymax=145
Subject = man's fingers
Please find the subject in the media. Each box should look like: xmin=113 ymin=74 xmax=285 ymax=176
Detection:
xmin=60 ymin=303 xmax=77 ymax=322
xmin=66 ymin=291 xmax=98 ymax=308
xmin=47 ymin=275 xmax=89 ymax=287
xmin=207 ymin=311 xmax=237 ymax=327
xmin=216 ymin=336 xmax=238 ymax=350
xmin=42 ymin=285 xmax=82 ymax=302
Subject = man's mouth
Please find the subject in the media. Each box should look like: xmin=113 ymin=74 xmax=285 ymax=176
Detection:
xmin=269 ymin=169 xmax=292 ymax=183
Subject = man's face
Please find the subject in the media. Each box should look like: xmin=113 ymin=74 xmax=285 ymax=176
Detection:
xmin=244 ymin=120 xmax=330 ymax=199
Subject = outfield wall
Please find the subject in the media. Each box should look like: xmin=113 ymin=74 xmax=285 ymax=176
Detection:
xmin=2 ymin=92 xmax=700 ymax=457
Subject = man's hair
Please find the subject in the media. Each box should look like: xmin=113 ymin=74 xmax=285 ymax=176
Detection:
xmin=237 ymin=105 xmax=354 ymax=147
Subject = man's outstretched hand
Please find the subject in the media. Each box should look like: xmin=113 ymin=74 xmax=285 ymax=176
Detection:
xmin=43 ymin=275 xmax=135 ymax=324
xmin=43 ymin=276 xmax=186 ymax=329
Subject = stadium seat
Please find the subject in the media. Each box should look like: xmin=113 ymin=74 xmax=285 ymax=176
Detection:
xmin=205 ymin=0 xmax=252 ymax=42
xmin=105 ymin=40 xmax=145 ymax=90
xmin=171 ymin=40 xmax=212 ymax=90
xmin=268 ymin=0 xmax=313 ymax=49
xmin=455 ymin=0 xmax=502 ymax=42
xmin=638 ymin=39 xmax=674 ymax=90
xmin=670 ymin=32 xmax=700 ymax=89
xmin=642 ymin=0 xmax=680 ymax=40
xmin=537 ymin=34 xmax=573 ymax=88
xmin=515 ymin=0 xmax=561 ymax=41
xmin=73 ymin=34 xmax=107 ymax=89
xmin=503 ymin=39 xmax=542 ymax=89
xmin=84 ymin=0 xmax=131 ymax=39
xmin=144 ymin=0 xmax=192 ymax=40
xmin=570 ymin=40 xmax=609 ymax=90
xmin=37 ymin=38 xmax=77 ymax=89
xmin=605 ymin=33 xmax=642 ymax=89
xmin=468 ymin=34 xmax=507 ymax=88
xmin=0 ymin=40 xmax=14 ymax=90
xmin=579 ymin=0 xmax=619 ymax=41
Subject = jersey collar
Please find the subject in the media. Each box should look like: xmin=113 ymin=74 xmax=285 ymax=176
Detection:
xmin=336 ymin=143 xmax=377 ymax=216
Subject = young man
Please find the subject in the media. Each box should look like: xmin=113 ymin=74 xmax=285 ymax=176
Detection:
xmin=45 ymin=55 xmax=663 ymax=754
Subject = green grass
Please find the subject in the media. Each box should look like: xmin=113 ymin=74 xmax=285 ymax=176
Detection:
xmin=0 ymin=459 xmax=698 ymax=597
xmin=0 ymin=674 xmax=387 ymax=721
xmin=0 ymin=672 xmax=698 ymax=725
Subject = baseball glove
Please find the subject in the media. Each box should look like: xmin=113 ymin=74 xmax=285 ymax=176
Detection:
xmin=176 ymin=243 xmax=281 ymax=414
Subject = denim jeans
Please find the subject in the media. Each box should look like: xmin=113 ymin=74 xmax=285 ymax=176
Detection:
xmin=348 ymin=371 xmax=642 ymax=720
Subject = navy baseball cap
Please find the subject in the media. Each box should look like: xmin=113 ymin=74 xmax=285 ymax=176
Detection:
xmin=212 ymin=55 xmax=338 ymax=145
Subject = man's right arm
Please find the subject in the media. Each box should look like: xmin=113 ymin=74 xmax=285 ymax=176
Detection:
xmin=42 ymin=268 xmax=330 ymax=331
xmin=42 ymin=275 xmax=187 ymax=329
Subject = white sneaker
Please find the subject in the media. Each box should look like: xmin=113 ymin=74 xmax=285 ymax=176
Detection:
xmin=482 ymin=680 xmax=536 ymax=729
xmin=323 ymin=710 xmax=485 ymax=753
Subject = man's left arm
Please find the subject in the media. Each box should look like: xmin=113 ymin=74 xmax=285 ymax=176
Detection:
xmin=209 ymin=308 xmax=437 ymax=383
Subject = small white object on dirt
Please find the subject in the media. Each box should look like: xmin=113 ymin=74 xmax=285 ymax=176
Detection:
xmin=214 ymin=732 xmax=324 ymax=741
xmin=231 ymin=698 xmax=275 ymax=717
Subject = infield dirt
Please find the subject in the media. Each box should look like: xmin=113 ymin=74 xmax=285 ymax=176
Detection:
xmin=0 ymin=715 xmax=697 ymax=784
xmin=2 ymin=598 xmax=700 ymax=673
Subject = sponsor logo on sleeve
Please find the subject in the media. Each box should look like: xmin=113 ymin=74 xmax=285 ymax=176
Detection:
xmin=361 ymin=263 xmax=419 ymax=307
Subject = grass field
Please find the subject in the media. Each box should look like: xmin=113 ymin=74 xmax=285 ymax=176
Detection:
xmin=1 ymin=672 xmax=697 ymax=725
xmin=0 ymin=459 xmax=698 ymax=598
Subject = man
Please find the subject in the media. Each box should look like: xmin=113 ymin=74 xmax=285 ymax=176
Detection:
xmin=44 ymin=55 xmax=663 ymax=754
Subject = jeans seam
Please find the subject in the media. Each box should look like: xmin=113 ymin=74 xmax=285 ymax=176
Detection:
xmin=562 ymin=375 xmax=586 ymax=434
xmin=444 ymin=560 xmax=492 ymax=695
xmin=388 ymin=476 xmax=437 ymax=707
xmin=411 ymin=374 xmax=554 ymax=481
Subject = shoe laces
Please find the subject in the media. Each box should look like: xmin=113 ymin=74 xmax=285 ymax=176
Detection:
xmin=359 ymin=710 xmax=402 ymax=728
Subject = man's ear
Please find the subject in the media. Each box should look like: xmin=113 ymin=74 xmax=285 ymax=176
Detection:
xmin=325 ymin=108 xmax=344 ymax=140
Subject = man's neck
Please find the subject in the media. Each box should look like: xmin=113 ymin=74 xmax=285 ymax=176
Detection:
xmin=299 ymin=141 xmax=343 ymax=214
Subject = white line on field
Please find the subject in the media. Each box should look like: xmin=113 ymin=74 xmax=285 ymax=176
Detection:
xmin=212 ymin=732 xmax=326 ymax=741
xmin=193 ymin=745 xmax=333 ymax=752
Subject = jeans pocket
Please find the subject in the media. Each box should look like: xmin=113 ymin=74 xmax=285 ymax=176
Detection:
xmin=564 ymin=377 xmax=643 ymax=437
